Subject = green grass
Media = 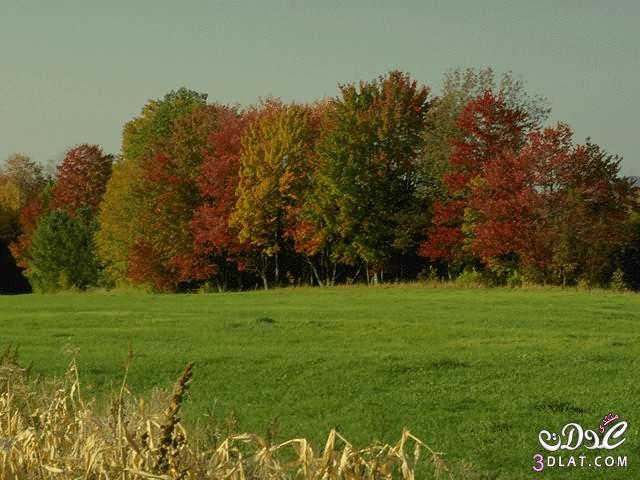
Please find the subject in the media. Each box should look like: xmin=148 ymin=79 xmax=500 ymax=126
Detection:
xmin=1 ymin=285 xmax=639 ymax=479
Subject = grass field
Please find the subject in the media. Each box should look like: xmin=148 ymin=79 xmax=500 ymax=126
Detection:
xmin=1 ymin=286 xmax=639 ymax=478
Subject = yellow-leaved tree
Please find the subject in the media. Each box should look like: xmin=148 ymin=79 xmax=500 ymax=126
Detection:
xmin=231 ymin=100 xmax=318 ymax=289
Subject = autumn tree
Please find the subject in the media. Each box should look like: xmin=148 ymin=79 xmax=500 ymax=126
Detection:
xmin=0 ymin=180 xmax=24 ymax=243
xmin=8 ymin=192 xmax=50 ymax=271
xmin=420 ymin=67 xmax=550 ymax=190
xmin=188 ymin=107 xmax=254 ymax=290
xmin=621 ymin=207 xmax=640 ymax=290
xmin=0 ymin=154 xmax=46 ymax=242
xmin=284 ymin=100 xmax=339 ymax=286
xmin=128 ymin=104 xmax=225 ymax=291
xmin=96 ymin=88 xmax=207 ymax=288
xmin=51 ymin=144 xmax=113 ymax=214
xmin=1 ymin=71 xmax=629 ymax=291
xmin=94 ymin=158 xmax=142 ymax=285
xmin=0 ymin=153 xmax=46 ymax=293
xmin=460 ymin=125 xmax=572 ymax=281
xmin=542 ymin=137 xmax=636 ymax=285
xmin=9 ymin=145 xmax=112 ymax=291
xmin=6 ymin=156 xmax=54 ymax=277
xmin=2 ymin=153 xmax=46 ymax=195
xmin=426 ymin=118 xmax=637 ymax=286
xmin=420 ymin=90 xmax=532 ymax=274
xmin=317 ymin=71 xmax=430 ymax=283
xmin=230 ymin=100 xmax=318 ymax=289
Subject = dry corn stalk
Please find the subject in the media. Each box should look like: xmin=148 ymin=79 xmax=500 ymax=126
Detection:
xmin=0 ymin=352 xmax=450 ymax=479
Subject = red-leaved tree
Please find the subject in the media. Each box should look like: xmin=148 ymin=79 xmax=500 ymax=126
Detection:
xmin=127 ymin=105 xmax=222 ymax=291
xmin=183 ymin=107 xmax=254 ymax=288
xmin=419 ymin=90 xmax=531 ymax=271
xmin=449 ymin=122 xmax=637 ymax=284
xmin=51 ymin=144 xmax=113 ymax=214
xmin=10 ymin=144 xmax=112 ymax=272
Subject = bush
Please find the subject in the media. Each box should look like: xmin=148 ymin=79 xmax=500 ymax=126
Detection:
xmin=610 ymin=268 xmax=627 ymax=291
xmin=576 ymin=278 xmax=591 ymax=290
xmin=417 ymin=266 xmax=440 ymax=283
xmin=504 ymin=269 xmax=522 ymax=288
xmin=455 ymin=268 xmax=485 ymax=287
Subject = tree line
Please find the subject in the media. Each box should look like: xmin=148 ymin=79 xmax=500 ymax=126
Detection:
xmin=1 ymin=68 xmax=639 ymax=293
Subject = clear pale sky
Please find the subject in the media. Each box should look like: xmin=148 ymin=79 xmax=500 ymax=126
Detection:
xmin=1 ymin=1 xmax=638 ymax=175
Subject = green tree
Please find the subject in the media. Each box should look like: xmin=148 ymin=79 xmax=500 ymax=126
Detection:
xmin=317 ymin=71 xmax=430 ymax=283
xmin=25 ymin=209 xmax=100 ymax=292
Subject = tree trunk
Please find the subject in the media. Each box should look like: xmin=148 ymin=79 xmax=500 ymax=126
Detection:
xmin=352 ymin=264 xmax=362 ymax=284
xmin=260 ymin=254 xmax=269 ymax=290
xmin=331 ymin=262 xmax=337 ymax=286
xmin=307 ymin=257 xmax=323 ymax=287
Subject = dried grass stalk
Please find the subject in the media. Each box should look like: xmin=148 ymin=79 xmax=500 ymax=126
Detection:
xmin=0 ymin=352 xmax=450 ymax=479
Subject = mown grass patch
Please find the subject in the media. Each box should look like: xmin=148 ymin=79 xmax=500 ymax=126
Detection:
xmin=1 ymin=286 xmax=639 ymax=478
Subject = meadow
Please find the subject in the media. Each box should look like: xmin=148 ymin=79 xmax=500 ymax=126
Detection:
xmin=1 ymin=285 xmax=639 ymax=478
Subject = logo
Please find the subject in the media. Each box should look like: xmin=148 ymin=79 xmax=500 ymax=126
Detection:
xmin=531 ymin=413 xmax=628 ymax=472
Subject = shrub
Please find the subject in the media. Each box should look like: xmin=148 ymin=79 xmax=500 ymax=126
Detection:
xmin=505 ymin=269 xmax=523 ymax=288
xmin=610 ymin=268 xmax=627 ymax=291
xmin=576 ymin=278 xmax=591 ymax=290
xmin=455 ymin=268 xmax=485 ymax=287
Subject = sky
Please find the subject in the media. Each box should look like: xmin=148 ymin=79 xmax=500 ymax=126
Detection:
xmin=1 ymin=1 xmax=639 ymax=175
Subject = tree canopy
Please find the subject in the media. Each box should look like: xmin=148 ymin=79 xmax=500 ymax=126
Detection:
xmin=7 ymin=71 xmax=639 ymax=292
